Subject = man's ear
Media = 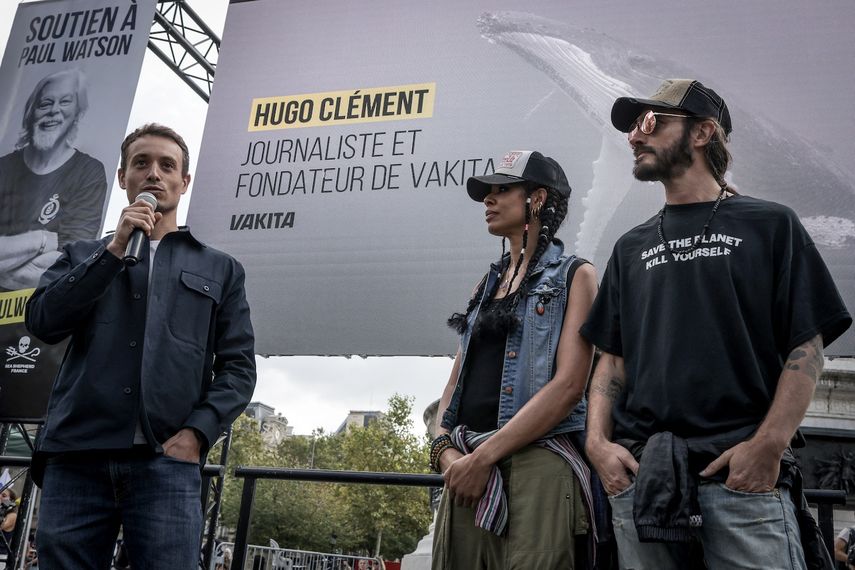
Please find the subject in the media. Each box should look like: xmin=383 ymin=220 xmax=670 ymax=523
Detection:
xmin=117 ymin=168 xmax=126 ymax=189
xmin=693 ymin=119 xmax=716 ymax=147
xmin=181 ymin=173 xmax=191 ymax=195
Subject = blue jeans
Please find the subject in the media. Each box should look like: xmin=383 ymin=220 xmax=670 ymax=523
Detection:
xmin=609 ymin=480 xmax=806 ymax=570
xmin=36 ymin=451 xmax=203 ymax=570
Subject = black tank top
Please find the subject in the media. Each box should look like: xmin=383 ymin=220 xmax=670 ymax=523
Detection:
xmin=456 ymin=294 xmax=515 ymax=432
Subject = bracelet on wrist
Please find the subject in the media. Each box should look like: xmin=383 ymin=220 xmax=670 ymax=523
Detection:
xmin=429 ymin=434 xmax=454 ymax=473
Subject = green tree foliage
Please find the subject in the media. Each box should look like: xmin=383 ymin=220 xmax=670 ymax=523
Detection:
xmin=332 ymin=395 xmax=432 ymax=559
xmin=219 ymin=395 xmax=432 ymax=560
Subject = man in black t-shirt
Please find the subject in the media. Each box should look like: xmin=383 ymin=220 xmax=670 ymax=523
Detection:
xmin=580 ymin=79 xmax=851 ymax=569
xmin=0 ymin=68 xmax=107 ymax=291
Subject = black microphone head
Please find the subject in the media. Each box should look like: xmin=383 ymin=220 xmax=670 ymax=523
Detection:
xmin=135 ymin=191 xmax=158 ymax=210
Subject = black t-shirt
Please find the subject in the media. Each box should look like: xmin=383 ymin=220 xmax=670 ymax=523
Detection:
xmin=0 ymin=149 xmax=108 ymax=247
xmin=581 ymin=195 xmax=851 ymax=441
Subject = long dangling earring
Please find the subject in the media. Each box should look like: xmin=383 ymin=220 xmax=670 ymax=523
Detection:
xmin=531 ymin=201 xmax=542 ymax=220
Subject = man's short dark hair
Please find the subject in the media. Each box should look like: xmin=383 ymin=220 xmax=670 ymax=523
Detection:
xmin=120 ymin=123 xmax=190 ymax=176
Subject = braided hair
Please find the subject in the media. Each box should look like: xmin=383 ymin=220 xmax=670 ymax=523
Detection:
xmin=447 ymin=184 xmax=569 ymax=335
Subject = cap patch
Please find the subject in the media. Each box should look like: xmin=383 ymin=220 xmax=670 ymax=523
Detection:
xmin=651 ymin=79 xmax=693 ymax=106
xmin=500 ymin=151 xmax=523 ymax=169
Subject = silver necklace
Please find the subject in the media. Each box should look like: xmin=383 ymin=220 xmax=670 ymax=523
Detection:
xmin=498 ymin=260 xmax=528 ymax=291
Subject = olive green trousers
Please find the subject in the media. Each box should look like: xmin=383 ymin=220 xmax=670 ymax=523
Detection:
xmin=432 ymin=445 xmax=588 ymax=569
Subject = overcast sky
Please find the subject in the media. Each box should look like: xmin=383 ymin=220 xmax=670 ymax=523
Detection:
xmin=0 ymin=0 xmax=452 ymax=436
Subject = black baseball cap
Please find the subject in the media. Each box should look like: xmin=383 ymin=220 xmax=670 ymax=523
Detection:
xmin=611 ymin=79 xmax=732 ymax=135
xmin=466 ymin=150 xmax=571 ymax=202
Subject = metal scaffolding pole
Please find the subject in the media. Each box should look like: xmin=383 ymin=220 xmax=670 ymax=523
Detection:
xmin=148 ymin=0 xmax=220 ymax=102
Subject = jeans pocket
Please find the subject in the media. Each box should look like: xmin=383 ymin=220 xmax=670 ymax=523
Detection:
xmin=719 ymin=482 xmax=775 ymax=497
xmin=160 ymin=453 xmax=200 ymax=467
xmin=607 ymin=480 xmax=636 ymax=500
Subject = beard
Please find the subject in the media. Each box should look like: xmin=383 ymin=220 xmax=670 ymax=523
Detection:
xmin=633 ymin=125 xmax=694 ymax=182
xmin=31 ymin=118 xmax=74 ymax=152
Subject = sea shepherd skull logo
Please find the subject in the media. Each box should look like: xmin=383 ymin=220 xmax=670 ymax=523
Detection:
xmin=6 ymin=336 xmax=41 ymax=363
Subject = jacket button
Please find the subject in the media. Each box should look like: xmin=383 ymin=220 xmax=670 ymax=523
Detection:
xmin=129 ymin=340 xmax=137 ymax=347
xmin=68 ymin=276 xmax=76 ymax=283
xmin=133 ymin=293 xmax=142 ymax=300
xmin=203 ymin=285 xmax=210 ymax=292
xmin=503 ymin=386 xmax=513 ymax=394
xmin=507 ymin=351 xmax=517 ymax=359
xmin=123 ymin=387 xmax=132 ymax=395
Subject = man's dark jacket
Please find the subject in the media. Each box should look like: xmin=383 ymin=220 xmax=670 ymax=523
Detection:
xmin=26 ymin=228 xmax=256 ymax=466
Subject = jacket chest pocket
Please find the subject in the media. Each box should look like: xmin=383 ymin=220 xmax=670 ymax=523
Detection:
xmin=168 ymin=271 xmax=223 ymax=345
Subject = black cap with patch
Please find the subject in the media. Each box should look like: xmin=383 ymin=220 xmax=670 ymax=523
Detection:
xmin=466 ymin=150 xmax=571 ymax=202
xmin=611 ymin=79 xmax=732 ymax=135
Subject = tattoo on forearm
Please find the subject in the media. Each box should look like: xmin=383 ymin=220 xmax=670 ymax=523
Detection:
xmin=784 ymin=336 xmax=824 ymax=380
xmin=788 ymin=349 xmax=807 ymax=362
xmin=590 ymin=375 xmax=625 ymax=401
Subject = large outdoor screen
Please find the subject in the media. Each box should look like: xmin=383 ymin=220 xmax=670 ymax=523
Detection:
xmin=190 ymin=1 xmax=855 ymax=356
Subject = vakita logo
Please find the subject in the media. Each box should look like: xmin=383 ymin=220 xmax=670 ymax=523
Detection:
xmin=4 ymin=336 xmax=41 ymax=374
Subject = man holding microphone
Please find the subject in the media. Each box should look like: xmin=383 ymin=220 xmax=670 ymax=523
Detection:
xmin=26 ymin=123 xmax=256 ymax=569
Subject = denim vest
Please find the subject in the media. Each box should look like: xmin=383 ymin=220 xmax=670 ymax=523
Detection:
xmin=441 ymin=239 xmax=587 ymax=437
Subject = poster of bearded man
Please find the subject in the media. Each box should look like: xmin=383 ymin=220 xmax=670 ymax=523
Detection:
xmin=0 ymin=0 xmax=157 ymax=422
xmin=0 ymin=68 xmax=107 ymax=291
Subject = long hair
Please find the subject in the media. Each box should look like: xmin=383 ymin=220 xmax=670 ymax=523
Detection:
xmin=16 ymin=68 xmax=89 ymax=150
xmin=448 ymin=184 xmax=569 ymax=335
xmin=686 ymin=117 xmax=731 ymax=186
xmin=704 ymin=121 xmax=732 ymax=185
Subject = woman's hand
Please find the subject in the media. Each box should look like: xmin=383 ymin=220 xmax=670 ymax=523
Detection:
xmin=443 ymin=452 xmax=493 ymax=508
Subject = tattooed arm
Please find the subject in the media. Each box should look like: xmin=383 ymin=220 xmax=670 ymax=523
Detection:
xmin=585 ymin=351 xmax=639 ymax=495
xmin=701 ymin=334 xmax=823 ymax=491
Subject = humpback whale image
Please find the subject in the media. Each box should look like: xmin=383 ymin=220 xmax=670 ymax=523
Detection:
xmin=476 ymin=12 xmax=855 ymax=262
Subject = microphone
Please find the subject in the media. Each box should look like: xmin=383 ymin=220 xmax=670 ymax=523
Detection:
xmin=123 ymin=192 xmax=158 ymax=266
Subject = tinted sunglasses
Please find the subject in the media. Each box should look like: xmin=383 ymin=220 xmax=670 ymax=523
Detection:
xmin=630 ymin=110 xmax=692 ymax=135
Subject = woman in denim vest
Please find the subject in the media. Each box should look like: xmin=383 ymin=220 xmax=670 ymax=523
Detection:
xmin=430 ymin=150 xmax=597 ymax=569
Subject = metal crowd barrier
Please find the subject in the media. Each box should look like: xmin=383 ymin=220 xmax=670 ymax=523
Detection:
xmin=230 ymin=468 xmax=442 ymax=570
xmin=804 ymin=488 xmax=847 ymax=555
xmin=218 ymin=543 xmax=384 ymax=570
xmin=229 ymin=467 xmax=848 ymax=570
